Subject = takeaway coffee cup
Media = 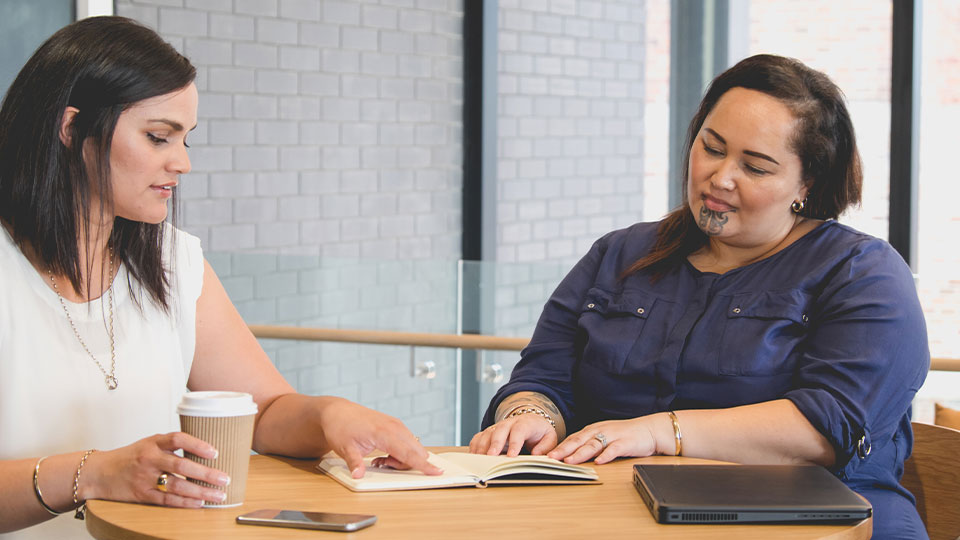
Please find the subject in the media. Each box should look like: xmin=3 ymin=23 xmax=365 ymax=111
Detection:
xmin=177 ymin=391 xmax=258 ymax=507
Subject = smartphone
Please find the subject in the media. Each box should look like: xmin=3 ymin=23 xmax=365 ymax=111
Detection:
xmin=236 ymin=509 xmax=377 ymax=532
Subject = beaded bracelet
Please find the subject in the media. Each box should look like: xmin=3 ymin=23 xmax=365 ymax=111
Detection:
xmin=73 ymin=450 xmax=96 ymax=520
xmin=506 ymin=405 xmax=556 ymax=428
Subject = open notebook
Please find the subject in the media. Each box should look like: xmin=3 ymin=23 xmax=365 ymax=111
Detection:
xmin=317 ymin=452 xmax=600 ymax=492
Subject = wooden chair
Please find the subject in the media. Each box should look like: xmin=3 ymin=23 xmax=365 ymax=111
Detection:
xmin=901 ymin=422 xmax=960 ymax=540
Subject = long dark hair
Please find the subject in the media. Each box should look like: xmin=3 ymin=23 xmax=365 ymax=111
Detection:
xmin=0 ymin=16 xmax=196 ymax=309
xmin=624 ymin=54 xmax=863 ymax=280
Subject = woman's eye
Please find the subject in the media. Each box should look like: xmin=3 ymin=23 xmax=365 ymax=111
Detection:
xmin=146 ymin=133 xmax=168 ymax=144
xmin=702 ymin=142 xmax=723 ymax=156
xmin=745 ymin=164 xmax=768 ymax=175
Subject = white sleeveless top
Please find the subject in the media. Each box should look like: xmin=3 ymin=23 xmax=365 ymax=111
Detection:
xmin=0 ymin=224 xmax=204 ymax=539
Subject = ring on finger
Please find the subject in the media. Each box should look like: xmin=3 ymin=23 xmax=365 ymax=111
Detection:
xmin=593 ymin=432 xmax=608 ymax=450
xmin=156 ymin=473 xmax=170 ymax=493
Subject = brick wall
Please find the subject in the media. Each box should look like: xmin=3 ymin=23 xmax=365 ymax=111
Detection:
xmin=117 ymin=0 xmax=465 ymax=444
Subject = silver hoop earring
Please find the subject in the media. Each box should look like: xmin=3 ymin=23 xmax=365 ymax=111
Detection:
xmin=791 ymin=198 xmax=806 ymax=214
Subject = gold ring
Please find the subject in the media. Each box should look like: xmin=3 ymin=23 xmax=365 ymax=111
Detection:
xmin=156 ymin=473 xmax=169 ymax=493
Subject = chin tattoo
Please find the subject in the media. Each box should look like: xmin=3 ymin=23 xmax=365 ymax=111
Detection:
xmin=698 ymin=205 xmax=735 ymax=235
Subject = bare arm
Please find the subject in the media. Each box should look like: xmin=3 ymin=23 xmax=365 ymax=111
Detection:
xmin=189 ymin=261 xmax=439 ymax=476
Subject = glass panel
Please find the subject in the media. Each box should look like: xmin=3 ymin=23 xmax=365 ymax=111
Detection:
xmin=914 ymin=0 xmax=960 ymax=418
xmin=0 ymin=0 xmax=74 ymax=95
xmin=208 ymin=253 xmax=461 ymax=445
xmin=740 ymin=0 xmax=892 ymax=239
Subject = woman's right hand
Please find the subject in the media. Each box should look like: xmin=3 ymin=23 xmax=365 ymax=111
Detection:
xmin=81 ymin=432 xmax=230 ymax=508
xmin=469 ymin=414 xmax=559 ymax=457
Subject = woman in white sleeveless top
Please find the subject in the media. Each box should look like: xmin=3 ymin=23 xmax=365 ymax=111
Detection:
xmin=0 ymin=17 xmax=441 ymax=539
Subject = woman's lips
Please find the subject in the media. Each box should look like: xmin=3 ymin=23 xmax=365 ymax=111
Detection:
xmin=702 ymin=194 xmax=735 ymax=212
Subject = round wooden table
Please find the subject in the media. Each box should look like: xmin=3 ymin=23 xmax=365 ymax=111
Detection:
xmin=85 ymin=450 xmax=871 ymax=539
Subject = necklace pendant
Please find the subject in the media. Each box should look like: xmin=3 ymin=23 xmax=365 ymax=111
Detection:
xmin=105 ymin=376 xmax=118 ymax=390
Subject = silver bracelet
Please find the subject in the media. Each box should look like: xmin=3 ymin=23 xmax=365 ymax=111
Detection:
xmin=506 ymin=405 xmax=556 ymax=428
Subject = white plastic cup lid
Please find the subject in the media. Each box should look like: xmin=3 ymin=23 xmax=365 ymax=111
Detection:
xmin=176 ymin=391 xmax=258 ymax=417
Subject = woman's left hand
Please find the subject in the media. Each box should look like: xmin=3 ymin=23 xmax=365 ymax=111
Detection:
xmin=547 ymin=417 xmax=659 ymax=465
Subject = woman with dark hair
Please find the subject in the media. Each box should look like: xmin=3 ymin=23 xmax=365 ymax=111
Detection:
xmin=0 ymin=17 xmax=439 ymax=539
xmin=471 ymin=55 xmax=928 ymax=538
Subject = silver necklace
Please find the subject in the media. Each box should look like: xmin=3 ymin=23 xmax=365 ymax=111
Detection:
xmin=48 ymin=250 xmax=118 ymax=390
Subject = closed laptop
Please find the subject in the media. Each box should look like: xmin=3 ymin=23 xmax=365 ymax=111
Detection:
xmin=633 ymin=464 xmax=872 ymax=524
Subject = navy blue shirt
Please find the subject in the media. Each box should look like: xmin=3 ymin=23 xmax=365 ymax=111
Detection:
xmin=483 ymin=220 xmax=929 ymax=537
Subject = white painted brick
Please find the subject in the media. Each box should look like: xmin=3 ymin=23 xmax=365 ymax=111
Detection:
xmin=210 ymin=13 xmax=255 ymax=40
xmin=280 ymin=46 xmax=320 ymax=70
xmin=341 ymin=123 xmax=378 ymax=146
xmin=415 ymin=214 xmax=447 ymax=235
xmin=502 ymin=10 xmax=533 ymax=31
xmin=300 ymin=220 xmax=341 ymax=244
xmin=518 ymin=75 xmax=548 ymax=94
xmin=342 ymin=27 xmax=378 ymax=51
xmin=320 ymin=146 xmax=360 ymax=169
xmin=320 ymin=194 xmax=360 ymax=218
xmin=209 ymin=120 xmax=255 ymax=145
xmin=256 ymin=172 xmax=299 ymax=195
xmin=395 ymin=237 xmax=431 ymax=258
xmin=210 ymin=224 xmax=256 ymax=251
xmin=361 ymin=52 xmax=398 ymax=76
xmin=321 ymin=0 xmax=360 ymax=24
xmin=159 ymin=8 xmax=207 ymax=37
xmin=184 ymin=38 xmax=231 ymax=65
xmin=378 ymin=215 xmax=415 ymax=237
xmin=381 ymin=31 xmax=416 ymax=54
xmin=341 ymin=218 xmax=379 ymax=241
xmin=235 ymin=0 xmax=277 ymax=17
xmin=339 ymin=171 xmax=377 ymax=193
xmin=399 ymin=9 xmax=432 ymax=32
xmin=363 ymin=4 xmax=398 ymax=28
xmin=398 ymin=101 xmax=432 ymax=122
xmin=178 ymin=173 xmax=208 ymax=198
xmin=234 ymin=198 xmax=278 ymax=223
xmin=416 ymin=80 xmax=447 ymax=101
xmin=434 ymin=11 xmax=460 ymax=35
xmin=199 ymin=93 xmax=232 ymax=118
xmin=256 ymin=18 xmax=297 ymax=44
xmin=231 ymin=43 xmax=275 ymax=69
xmin=300 ymin=121 xmax=339 ymax=145
xmin=279 ymin=96 xmax=320 ymax=120
xmin=256 ymin=70 xmax=298 ymax=95
xmin=280 ymin=146 xmax=320 ymax=170
xmin=300 ymin=22 xmax=339 ymax=48
xmin=300 ymin=72 xmax=339 ymax=96
xmin=397 ymin=54 xmax=431 ymax=77
xmin=186 ymin=146 xmax=232 ymax=172
xmin=280 ymin=0 xmax=321 ymax=21
xmin=278 ymin=196 xmax=321 ymax=220
xmin=337 ymin=75 xmax=377 ymax=100
xmin=256 ymin=120 xmax=298 ymax=145
xmin=397 ymin=147 xmax=431 ymax=168
xmin=210 ymin=172 xmax=256 ymax=198
xmin=209 ymin=67 xmax=254 ymax=93
xmin=257 ymin=222 xmax=300 ymax=247
xmin=415 ymin=34 xmax=447 ymax=56
xmin=233 ymin=95 xmax=277 ymax=119
xmin=235 ymin=146 xmax=278 ymax=170
xmin=317 ymin=98 xmax=358 ymax=122
xmin=321 ymin=49 xmax=359 ymax=73
xmin=381 ymin=78 xmax=415 ymax=99
xmin=116 ymin=4 xmax=159 ymax=28
xmin=300 ymin=171 xmax=340 ymax=194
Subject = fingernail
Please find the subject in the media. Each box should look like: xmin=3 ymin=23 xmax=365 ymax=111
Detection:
xmin=218 ymin=474 xmax=230 ymax=486
xmin=210 ymin=448 xmax=219 ymax=459
xmin=216 ymin=491 xmax=227 ymax=502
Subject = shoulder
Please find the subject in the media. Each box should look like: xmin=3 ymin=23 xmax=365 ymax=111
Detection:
xmin=812 ymin=221 xmax=910 ymax=275
xmin=162 ymin=223 xmax=203 ymax=266
xmin=593 ymin=221 xmax=660 ymax=259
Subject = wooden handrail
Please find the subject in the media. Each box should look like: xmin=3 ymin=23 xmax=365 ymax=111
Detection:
xmin=248 ymin=324 xmax=960 ymax=372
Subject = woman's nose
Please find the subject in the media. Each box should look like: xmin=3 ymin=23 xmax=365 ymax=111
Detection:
xmin=709 ymin=159 xmax=737 ymax=190
xmin=170 ymin=144 xmax=191 ymax=175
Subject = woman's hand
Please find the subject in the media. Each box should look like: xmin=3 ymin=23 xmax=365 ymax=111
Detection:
xmin=82 ymin=433 xmax=230 ymax=508
xmin=548 ymin=417 xmax=661 ymax=465
xmin=469 ymin=414 xmax=559 ymax=457
xmin=317 ymin=398 xmax=443 ymax=479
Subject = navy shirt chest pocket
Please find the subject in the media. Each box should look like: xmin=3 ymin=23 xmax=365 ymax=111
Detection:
xmin=578 ymin=287 xmax=659 ymax=375
xmin=717 ymin=289 xmax=812 ymax=376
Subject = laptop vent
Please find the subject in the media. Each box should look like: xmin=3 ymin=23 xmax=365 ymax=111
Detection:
xmin=680 ymin=513 xmax=739 ymax=522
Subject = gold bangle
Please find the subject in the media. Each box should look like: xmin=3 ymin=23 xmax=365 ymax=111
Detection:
xmin=497 ymin=403 xmax=538 ymax=423
xmin=33 ymin=457 xmax=64 ymax=515
xmin=667 ymin=411 xmax=683 ymax=456
xmin=73 ymin=450 xmax=96 ymax=521
xmin=506 ymin=405 xmax=556 ymax=428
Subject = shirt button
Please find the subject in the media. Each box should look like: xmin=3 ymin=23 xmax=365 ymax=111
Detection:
xmin=637 ymin=307 xmax=645 ymax=315
xmin=732 ymin=307 xmax=741 ymax=314
xmin=587 ymin=303 xmax=595 ymax=309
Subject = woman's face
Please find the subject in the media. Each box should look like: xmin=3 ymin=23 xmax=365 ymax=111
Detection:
xmin=103 ymin=83 xmax=197 ymax=224
xmin=687 ymin=87 xmax=808 ymax=248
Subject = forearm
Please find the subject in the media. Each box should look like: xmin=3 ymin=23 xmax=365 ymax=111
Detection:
xmin=669 ymin=399 xmax=835 ymax=466
xmin=495 ymin=391 xmax=567 ymax=441
xmin=0 ymin=453 xmax=87 ymax=533
xmin=251 ymin=393 xmax=336 ymax=458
